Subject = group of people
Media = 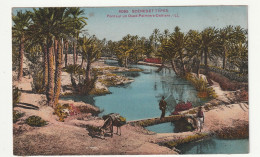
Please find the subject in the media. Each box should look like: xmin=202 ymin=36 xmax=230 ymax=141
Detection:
xmin=159 ymin=96 xmax=204 ymax=132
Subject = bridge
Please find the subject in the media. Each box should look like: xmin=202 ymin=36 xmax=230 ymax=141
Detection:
xmin=127 ymin=114 xmax=196 ymax=127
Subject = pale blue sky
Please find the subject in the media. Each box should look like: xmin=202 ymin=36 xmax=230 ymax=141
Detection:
xmin=13 ymin=6 xmax=247 ymax=41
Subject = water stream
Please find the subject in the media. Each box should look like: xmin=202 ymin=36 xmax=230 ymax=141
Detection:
xmin=61 ymin=60 xmax=248 ymax=154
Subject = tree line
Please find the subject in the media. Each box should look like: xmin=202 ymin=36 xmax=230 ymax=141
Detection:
xmin=12 ymin=8 xmax=103 ymax=108
xmin=103 ymin=26 xmax=247 ymax=77
xmin=12 ymin=7 xmax=248 ymax=109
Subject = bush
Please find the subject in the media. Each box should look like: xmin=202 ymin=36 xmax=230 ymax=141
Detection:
xmin=238 ymin=89 xmax=248 ymax=101
xmin=54 ymin=103 xmax=71 ymax=122
xmin=186 ymin=73 xmax=217 ymax=99
xmin=54 ymin=103 xmax=82 ymax=122
xmin=13 ymin=110 xmax=25 ymax=123
xmin=207 ymin=71 xmax=240 ymax=91
xmin=172 ymin=102 xmax=193 ymax=115
xmin=13 ymin=86 xmax=21 ymax=106
xmin=26 ymin=116 xmax=47 ymax=127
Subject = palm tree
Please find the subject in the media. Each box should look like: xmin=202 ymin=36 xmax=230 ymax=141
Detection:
xmin=170 ymin=26 xmax=186 ymax=76
xmin=200 ymin=27 xmax=219 ymax=74
xmin=185 ymin=30 xmax=202 ymax=76
xmin=67 ymin=7 xmax=87 ymax=65
xmin=12 ymin=10 xmax=31 ymax=82
xmin=81 ymin=36 xmax=101 ymax=82
xmin=219 ymin=25 xmax=233 ymax=69
xmin=116 ymin=34 xmax=134 ymax=67
xmin=152 ymin=28 xmax=160 ymax=53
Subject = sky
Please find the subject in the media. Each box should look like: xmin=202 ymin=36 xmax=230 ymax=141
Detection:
xmin=13 ymin=6 xmax=248 ymax=41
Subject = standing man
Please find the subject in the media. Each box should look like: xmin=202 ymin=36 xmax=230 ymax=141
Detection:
xmin=159 ymin=96 xmax=167 ymax=119
xmin=197 ymin=106 xmax=204 ymax=132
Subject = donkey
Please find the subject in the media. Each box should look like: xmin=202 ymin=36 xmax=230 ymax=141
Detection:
xmin=101 ymin=113 xmax=126 ymax=137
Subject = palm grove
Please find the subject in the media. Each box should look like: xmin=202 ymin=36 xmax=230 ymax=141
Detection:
xmin=12 ymin=7 xmax=248 ymax=110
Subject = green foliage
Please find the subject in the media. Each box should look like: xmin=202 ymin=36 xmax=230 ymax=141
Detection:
xmin=13 ymin=110 xmax=25 ymax=123
xmin=88 ymin=88 xmax=110 ymax=95
xmin=64 ymin=64 xmax=85 ymax=75
xmin=54 ymin=103 xmax=71 ymax=122
xmin=31 ymin=69 xmax=45 ymax=94
xmin=26 ymin=115 xmax=47 ymax=127
xmin=128 ymin=68 xmax=143 ymax=72
xmin=186 ymin=73 xmax=217 ymax=99
xmin=13 ymin=86 xmax=21 ymax=106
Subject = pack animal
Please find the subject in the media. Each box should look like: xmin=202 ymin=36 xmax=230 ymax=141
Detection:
xmin=102 ymin=113 xmax=126 ymax=137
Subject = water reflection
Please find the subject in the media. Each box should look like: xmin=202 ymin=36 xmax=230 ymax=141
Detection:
xmin=62 ymin=61 xmax=206 ymax=122
xmin=177 ymin=138 xmax=217 ymax=154
xmin=176 ymin=138 xmax=249 ymax=154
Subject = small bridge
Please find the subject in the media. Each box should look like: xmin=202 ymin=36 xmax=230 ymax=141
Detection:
xmin=127 ymin=114 xmax=196 ymax=127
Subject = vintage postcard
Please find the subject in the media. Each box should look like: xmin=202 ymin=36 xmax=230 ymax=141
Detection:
xmin=12 ymin=6 xmax=248 ymax=155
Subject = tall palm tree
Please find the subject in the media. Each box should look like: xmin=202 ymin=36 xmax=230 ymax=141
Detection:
xmin=116 ymin=34 xmax=134 ymax=67
xmin=219 ymin=25 xmax=233 ymax=69
xmin=185 ymin=30 xmax=202 ymax=76
xmin=171 ymin=26 xmax=187 ymax=76
xmin=12 ymin=10 xmax=31 ymax=82
xmin=67 ymin=7 xmax=87 ymax=65
xmin=200 ymin=27 xmax=219 ymax=74
xmin=81 ymin=36 xmax=101 ymax=82
xmin=152 ymin=28 xmax=160 ymax=53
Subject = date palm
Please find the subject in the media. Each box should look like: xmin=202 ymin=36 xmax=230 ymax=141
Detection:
xmin=219 ymin=25 xmax=233 ymax=69
xmin=12 ymin=10 xmax=31 ymax=82
xmin=200 ymin=27 xmax=219 ymax=74
xmin=116 ymin=34 xmax=134 ymax=67
xmin=81 ymin=36 xmax=101 ymax=82
xmin=67 ymin=7 xmax=87 ymax=65
xmin=185 ymin=30 xmax=202 ymax=76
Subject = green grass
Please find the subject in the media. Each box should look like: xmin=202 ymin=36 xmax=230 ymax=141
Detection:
xmin=186 ymin=73 xmax=217 ymax=99
xmin=26 ymin=115 xmax=47 ymax=127
xmin=13 ymin=110 xmax=25 ymax=123
xmin=162 ymin=133 xmax=209 ymax=148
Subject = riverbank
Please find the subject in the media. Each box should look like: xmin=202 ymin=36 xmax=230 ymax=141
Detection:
xmin=13 ymin=58 xmax=248 ymax=155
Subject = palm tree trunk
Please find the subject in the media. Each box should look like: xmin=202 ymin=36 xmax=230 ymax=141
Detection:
xmin=86 ymin=61 xmax=91 ymax=82
xmin=65 ymin=42 xmax=68 ymax=67
xmin=204 ymin=48 xmax=208 ymax=74
xmin=170 ymin=59 xmax=178 ymax=75
xmin=179 ymin=51 xmax=186 ymax=76
xmin=81 ymin=55 xmax=84 ymax=69
xmin=54 ymin=41 xmax=63 ymax=108
xmin=222 ymin=47 xmax=226 ymax=69
xmin=43 ymin=45 xmax=48 ymax=87
xmin=18 ymin=35 xmax=25 ymax=82
xmin=73 ymin=42 xmax=76 ymax=65
xmin=47 ymin=44 xmax=55 ymax=106
xmin=196 ymin=57 xmax=201 ymax=77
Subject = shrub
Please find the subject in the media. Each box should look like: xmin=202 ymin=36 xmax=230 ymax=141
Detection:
xmin=238 ymin=89 xmax=248 ymax=102
xmin=54 ymin=103 xmax=72 ymax=122
xmin=216 ymin=124 xmax=249 ymax=139
xmin=172 ymin=102 xmax=193 ymax=115
xmin=26 ymin=116 xmax=47 ymax=127
xmin=13 ymin=110 xmax=25 ymax=123
xmin=13 ymin=86 xmax=21 ymax=106
xmin=186 ymin=73 xmax=217 ymax=99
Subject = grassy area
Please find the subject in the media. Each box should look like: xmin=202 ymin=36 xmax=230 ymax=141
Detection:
xmin=186 ymin=73 xmax=217 ymax=99
xmin=89 ymin=87 xmax=111 ymax=95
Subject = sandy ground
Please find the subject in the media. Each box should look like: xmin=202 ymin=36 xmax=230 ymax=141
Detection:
xmin=12 ymin=56 xmax=249 ymax=155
